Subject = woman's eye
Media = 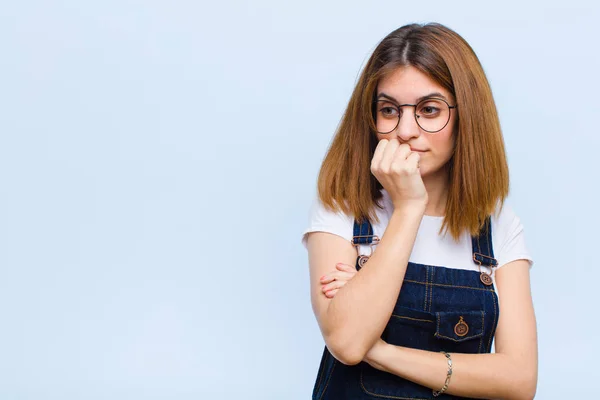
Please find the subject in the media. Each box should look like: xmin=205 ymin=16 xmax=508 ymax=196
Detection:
xmin=380 ymin=107 xmax=398 ymax=117
xmin=420 ymin=106 xmax=440 ymax=116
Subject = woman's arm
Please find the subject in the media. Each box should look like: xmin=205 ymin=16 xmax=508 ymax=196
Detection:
xmin=364 ymin=259 xmax=538 ymax=400
xmin=307 ymin=203 xmax=425 ymax=365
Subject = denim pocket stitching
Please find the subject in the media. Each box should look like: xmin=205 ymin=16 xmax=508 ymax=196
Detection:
xmin=487 ymin=290 xmax=498 ymax=352
xmin=428 ymin=267 xmax=434 ymax=312
xmin=391 ymin=306 xmax=436 ymax=322
xmin=478 ymin=310 xmax=484 ymax=353
xmin=434 ymin=312 xmax=485 ymax=342
xmin=403 ymin=279 xmax=495 ymax=291
xmin=391 ymin=315 xmax=434 ymax=324
xmin=423 ymin=266 xmax=429 ymax=311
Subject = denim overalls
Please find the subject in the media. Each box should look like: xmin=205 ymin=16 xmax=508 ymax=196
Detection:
xmin=311 ymin=216 xmax=500 ymax=400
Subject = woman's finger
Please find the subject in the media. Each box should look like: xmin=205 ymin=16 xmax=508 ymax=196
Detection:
xmin=328 ymin=271 xmax=355 ymax=283
xmin=371 ymin=139 xmax=389 ymax=171
xmin=320 ymin=270 xmax=352 ymax=284
xmin=322 ymin=279 xmax=341 ymax=292
xmin=380 ymin=138 xmax=400 ymax=170
xmin=324 ymin=288 xmax=339 ymax=298
xmin=336 ymin=263 xmax=357 ymax=273
xmin=322 ymin=276 xmax=353 ymax=292
xmin=320 ymin=273 xmax=336 ymax=284
xmin=405 ymin=151 xmax=421 ymax=172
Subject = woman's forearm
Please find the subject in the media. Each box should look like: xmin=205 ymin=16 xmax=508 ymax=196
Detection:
xmin=325 ymin=204 xmax=424 ymax=364
xmin=367 ymin=342 xmax=536 ymax=400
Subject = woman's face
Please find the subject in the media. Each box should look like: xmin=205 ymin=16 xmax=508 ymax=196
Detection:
xmin=375 ymin=65 xmax=457 ymax=177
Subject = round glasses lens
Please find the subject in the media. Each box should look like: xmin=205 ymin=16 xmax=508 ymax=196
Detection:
xmin=415 ymin=98 xmax=450 ymax=132
xmin=374 ymin=100 xmax=400 ymax=134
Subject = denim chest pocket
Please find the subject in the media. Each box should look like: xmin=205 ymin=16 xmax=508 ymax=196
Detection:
xmin=435 ymin=310 xmax=485 ymax=343
xmin=382 ymin=306 xmax=485 ymax=350
xmin=360 ymin=307 xmax=487 ymax=399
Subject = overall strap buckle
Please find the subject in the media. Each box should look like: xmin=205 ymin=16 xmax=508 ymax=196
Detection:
xmin=471 ymin=217 xmax=498 ymax=286
xmin=352 ymin=218 xmax=379 ymax=268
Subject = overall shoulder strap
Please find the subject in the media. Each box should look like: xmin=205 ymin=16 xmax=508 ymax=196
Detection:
xmin=352 ymin=217 xmax=375 ymax=245
xmin=471 ymin=216 xmax=498 ymax=268
xmin=352 ymin=217 xmax=379 ymax=270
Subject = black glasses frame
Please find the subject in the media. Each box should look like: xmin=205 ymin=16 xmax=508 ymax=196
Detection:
xmin=373 ymin=97 xmax=458 ymax=134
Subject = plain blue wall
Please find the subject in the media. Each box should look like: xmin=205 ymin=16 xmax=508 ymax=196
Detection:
xmin=1 ymin=0 xmax=598 ymax=398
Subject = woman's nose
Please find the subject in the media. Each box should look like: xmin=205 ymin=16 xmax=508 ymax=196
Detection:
xmin=395 ymin=108 xmax=421 ymax=141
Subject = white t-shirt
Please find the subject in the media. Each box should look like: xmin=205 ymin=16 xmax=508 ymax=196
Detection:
xmin=301 ymin=189 xmax=533 ymax=278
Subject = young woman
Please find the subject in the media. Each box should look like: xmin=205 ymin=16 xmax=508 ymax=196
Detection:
xmin=301 ymin=23 xmax=538 ymax=399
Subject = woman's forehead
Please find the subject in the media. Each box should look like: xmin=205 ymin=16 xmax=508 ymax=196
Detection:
xmin=377 ymin=66 xmax=453 ymax=103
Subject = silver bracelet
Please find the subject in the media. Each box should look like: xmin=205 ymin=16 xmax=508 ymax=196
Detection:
xmin=433 ymin=351 xmax=453 ymax=397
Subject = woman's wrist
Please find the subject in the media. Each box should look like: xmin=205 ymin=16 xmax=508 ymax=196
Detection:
xmin=392 ymin=200 xmax=427 ymax=217
xmin=364 ymin=340 xmax=390 ymax=372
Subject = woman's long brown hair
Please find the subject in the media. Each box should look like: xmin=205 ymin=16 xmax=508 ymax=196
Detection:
xmin=317 ymin=23 xmax=509 ymax=241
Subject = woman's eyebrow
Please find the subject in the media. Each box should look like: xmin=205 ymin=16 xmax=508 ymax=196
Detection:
xmin=377 ymin=92 xmax=449 ymax=103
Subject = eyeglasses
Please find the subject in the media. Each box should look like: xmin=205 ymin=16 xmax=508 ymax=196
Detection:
xmin=373 ymin=98 xmax=457 ymax=134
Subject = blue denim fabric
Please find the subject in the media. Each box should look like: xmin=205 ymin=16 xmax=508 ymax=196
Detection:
xmin=311 ymin=217 xmax=499 ymax=400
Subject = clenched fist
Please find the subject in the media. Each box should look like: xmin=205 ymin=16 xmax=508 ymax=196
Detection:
xmin=370 ymin=138 xmax=428 ymax=209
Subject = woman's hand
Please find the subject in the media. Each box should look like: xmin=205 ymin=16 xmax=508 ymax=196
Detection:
xmin=371 ymin=138 xmax=428 ymax=209
xmin=319 ymin=263 xmax=357 ymax=298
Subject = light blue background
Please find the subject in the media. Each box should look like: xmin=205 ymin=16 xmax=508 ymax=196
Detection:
xmin=1 ymin=1 xmax=598 ymax=398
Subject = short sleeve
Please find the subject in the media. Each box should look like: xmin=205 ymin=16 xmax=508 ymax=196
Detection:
xmin=300 ymin=194 xmax=354 ymax=250
xmin=492 ymin=204 xmax=534 ymax=269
